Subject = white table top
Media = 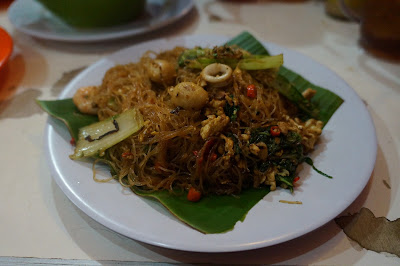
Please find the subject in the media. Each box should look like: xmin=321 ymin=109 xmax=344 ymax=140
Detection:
xmin=1 ymin=0 xmax=399 ymax=264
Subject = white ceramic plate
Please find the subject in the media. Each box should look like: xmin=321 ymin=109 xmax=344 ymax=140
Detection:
xmin=8 ymin=0 xmax=194 ymax=42
xmin=44 ymin=35 xmax=377 ymax=252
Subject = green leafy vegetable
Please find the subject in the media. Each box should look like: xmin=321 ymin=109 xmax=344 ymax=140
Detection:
xmin=178 ymin=46 xmax=283 ymax=70
xmin=226 ymin=132 xmax=241 ymax=154
xmin=223 ymin=96 xmax=240 ymax=121
xmin=250 ymin=127 xmax=304 ymax=191
xmin=303 ymin=157 xmax=333 ymax=179
xmin=238 ymin=54 xmax=283 ymax=70
xmin=177 ymin=47 xmax=207 ymax=66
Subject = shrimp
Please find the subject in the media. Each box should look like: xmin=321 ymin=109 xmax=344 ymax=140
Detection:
xmin=72 ymin=86 xmax=98 ymax=115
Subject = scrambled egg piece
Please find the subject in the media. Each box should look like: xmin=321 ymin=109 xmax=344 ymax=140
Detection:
xmin=200 ymin=114 xmax=230 ymax=139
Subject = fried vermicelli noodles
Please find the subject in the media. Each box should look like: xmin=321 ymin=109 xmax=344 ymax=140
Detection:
xmin=80 ymin=46 xmax=323 ymax=196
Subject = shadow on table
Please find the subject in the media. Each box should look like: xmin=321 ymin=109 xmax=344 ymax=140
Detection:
xmin=0 ymin=44 xmax=47 ymax=119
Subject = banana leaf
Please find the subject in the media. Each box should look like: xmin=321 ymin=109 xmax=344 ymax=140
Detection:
xmin=132 ymin=187 xmax=269 ymax=234
xmin=277 ymin=67 xmax=344 ymax=125
xmin=37 ymin=98 xmax=98 ymax=140
xmin=38 ymin=32 xmax=343 ymax=234
xmin=227 ymin=31 xmax=344 ymax=125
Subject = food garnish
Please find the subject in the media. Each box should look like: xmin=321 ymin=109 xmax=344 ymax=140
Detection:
xmin=187 ymin=187 xmax=202 ymax=202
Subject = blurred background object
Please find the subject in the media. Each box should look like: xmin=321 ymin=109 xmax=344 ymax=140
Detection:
xmin=35 ymin=0 xmax=146 ymax=28
xmin=0 ymin=27 xmax=13 ymax=72
xmin=325 ymin=0 xmax=348 ymax=19
xmin=339 ymin=0 xmax=400 ymax=60
xmin=0 ymin=0 xmax=13 ymax=9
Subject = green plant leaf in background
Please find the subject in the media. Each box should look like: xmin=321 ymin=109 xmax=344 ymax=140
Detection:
xmin=37 ymin=31 xmax=343 ymax=234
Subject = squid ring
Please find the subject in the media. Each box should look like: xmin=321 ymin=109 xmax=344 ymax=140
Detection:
xmin=201 ymin=63 xmax=233 ymax=87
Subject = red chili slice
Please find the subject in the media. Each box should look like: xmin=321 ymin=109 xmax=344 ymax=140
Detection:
xmin=187 ymin=187 xmax=202 ymax=202
xmin=270 ymin=125 xmax=281 ymax=137
xmin=246 ymin=84 xmax=256 ymax=98
xmin=196 ymin=137 xmax=218 ymax=172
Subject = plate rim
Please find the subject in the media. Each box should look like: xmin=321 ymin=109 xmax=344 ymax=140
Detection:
xmin=8 ymin=0 xmax=194 ymax=42
xmin=43 ymin=34 xmax=378 ymax=252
